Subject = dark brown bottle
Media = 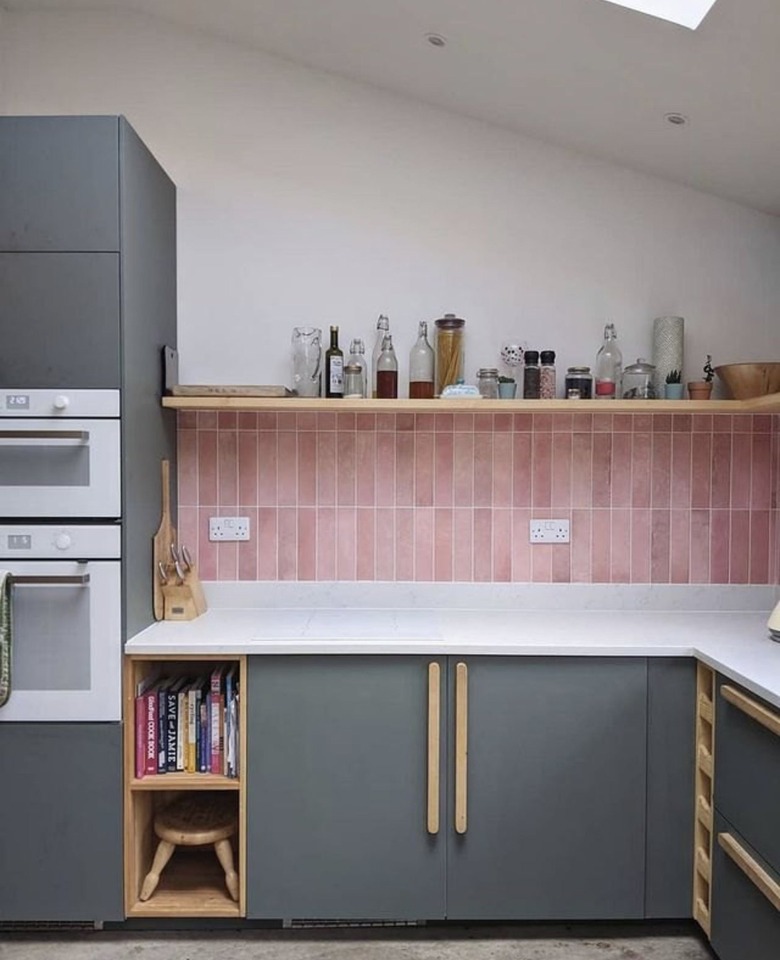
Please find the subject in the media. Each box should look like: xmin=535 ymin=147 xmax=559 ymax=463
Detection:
xmin=325 ymin=325 xmax=344 ymax=398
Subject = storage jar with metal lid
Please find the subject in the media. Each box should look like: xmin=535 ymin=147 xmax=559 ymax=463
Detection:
xmin=622 ymin=358 xmax=656 ymax=399
xmin=477 ymin=368 xmax=499 ymax=399
xmin=565 ymin=366 xmax=593 ymax=399
xmin=434 ymin=314 xmax=465 ymax=395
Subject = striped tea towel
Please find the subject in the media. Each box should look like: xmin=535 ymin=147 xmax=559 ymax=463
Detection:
xmin=0 ymin=570 xmax=11 ymax=708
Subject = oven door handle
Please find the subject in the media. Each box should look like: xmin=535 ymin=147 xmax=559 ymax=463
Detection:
xmin=0 ymin=430 xmax=89 ymax=442
xmin=11 ymin=574 xmax=91 ymax=586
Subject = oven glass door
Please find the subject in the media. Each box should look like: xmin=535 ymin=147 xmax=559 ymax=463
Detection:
xmin=0 ymin=560 xmax=121 ymax=721
xmin=0 ymin=419 xmax=120 ymax=517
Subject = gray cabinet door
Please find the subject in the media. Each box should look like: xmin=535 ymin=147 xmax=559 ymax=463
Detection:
xmin=246 ymin=656 xmax=446 ymax=920
xmin=446 ymin=657 xmax=647 ymax=920
xmin=0 ymin=116 xmax=120 ymax=252
xmin=0 ymin=723 xmax=123 ymax=921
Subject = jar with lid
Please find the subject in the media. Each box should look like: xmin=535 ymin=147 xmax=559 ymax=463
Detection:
xmin=477 ymin=368 xmax=499 ymax=399
xmin=343 ymin=362 xmax=365 ymax=399
xmin=540 ymin=350 xmax=556 ymax=399
xmin=622 ymin=358 xmax=656 ymax=399
xmin=565 ymin=366 xmax=593 ymax=399
xmin=523 ymin=350 xmax=541 ymax=399
xmin=434 ymin=314 xmax=465 ymax=395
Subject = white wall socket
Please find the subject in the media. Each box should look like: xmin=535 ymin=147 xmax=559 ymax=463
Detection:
xmin=529 ymin=519 xmax=570 ymax=543
xmin=209 ymin=516 xmax=250 ymax=541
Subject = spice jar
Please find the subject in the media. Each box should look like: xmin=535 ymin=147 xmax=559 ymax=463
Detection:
xmin=523 ymin=350 xmax=541 ymax=399
xmin=540 ymin=350 xmax=556 ymax=399
xmin=343 ymin=362 xmax=365 ymax=399
xmin=434 ymin=314 xmax=465 ymax=395
xmin=565 ymin=366 xmax=593 ymax=399
xmin=477 ymin=368 xmax=499 ymax=399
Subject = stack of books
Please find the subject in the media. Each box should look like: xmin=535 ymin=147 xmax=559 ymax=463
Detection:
xmin=134 ymin=663 xmax=239 ymax=778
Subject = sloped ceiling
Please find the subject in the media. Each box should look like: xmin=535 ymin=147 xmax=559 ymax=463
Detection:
xmin=5 ymin=0 xmax=780 ymax=214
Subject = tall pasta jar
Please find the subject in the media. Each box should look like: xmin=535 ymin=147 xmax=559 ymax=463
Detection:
xmin=434 ymin=314 xmax=465 ymax=395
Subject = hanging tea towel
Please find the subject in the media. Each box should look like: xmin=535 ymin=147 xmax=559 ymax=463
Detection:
xmin=0 ymin=571 xmax=11 ymax=708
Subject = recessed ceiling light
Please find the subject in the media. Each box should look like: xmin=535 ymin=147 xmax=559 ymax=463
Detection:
xmin=425 ymin=33 xmax=447 ymax=48
xmin=599 ymin=1 xmax=719 ymax=29
xmin=664 ymin=112 xmax=689 ymax=126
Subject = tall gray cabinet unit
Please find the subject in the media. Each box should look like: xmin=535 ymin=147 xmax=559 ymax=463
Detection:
xmin=0 ymin=116 xmax=176 ymax=922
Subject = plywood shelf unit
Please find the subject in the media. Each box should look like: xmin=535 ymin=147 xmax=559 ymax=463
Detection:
xmin=162 ymin=393 xmax=780 ymax=414
xmin=693 ymin=663 xmax=716 ymax=937
xmin=123 ymin=655 xmax=247 ymax=918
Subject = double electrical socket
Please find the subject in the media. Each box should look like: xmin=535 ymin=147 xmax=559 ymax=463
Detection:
xmin=529 ymin=519 xmax=570 ymax=543
xmin=209 ymin=516 xmax=250 ymax=541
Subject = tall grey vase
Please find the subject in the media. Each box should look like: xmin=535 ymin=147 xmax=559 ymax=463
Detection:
xmin=652 ymin=316 xmax=684 ymax=399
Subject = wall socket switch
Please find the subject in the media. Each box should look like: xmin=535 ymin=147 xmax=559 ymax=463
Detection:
xmin=529 ymin=519 xmax=570 ymax=543
xmin=209 ymin=516 xmax=250 ymax=541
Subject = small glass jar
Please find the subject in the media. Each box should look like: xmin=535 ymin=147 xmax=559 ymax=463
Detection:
xmin=622 ymin=358 xmax=656 ymax=399
xmin=523 ymin=350 xmax=541 ymax=399
xmin=477 ymin=368 xmax=499 ymax=399
xmin=343 ymin=362 xmax=365 ymax=399
xmin=565 ymin=366 xmax=593 ymax=399
xmin=434 ymin=314 xmax=465 ymax=395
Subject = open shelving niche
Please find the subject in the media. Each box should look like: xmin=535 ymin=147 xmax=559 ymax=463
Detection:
xmin=123 ymin=654 xmax=247 ymax=918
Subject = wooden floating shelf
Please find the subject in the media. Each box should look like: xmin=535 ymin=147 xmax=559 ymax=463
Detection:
xmin=129 ymin=775 xmax=240 ymax=792
xmin=163 ymin=394 xmax=780 ymax=414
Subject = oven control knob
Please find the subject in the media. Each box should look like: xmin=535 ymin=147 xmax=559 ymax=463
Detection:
xmin=54 ymin=533 xmax=72 ymax=551
xmin=53 ymin=395 xmax=70 ymax=411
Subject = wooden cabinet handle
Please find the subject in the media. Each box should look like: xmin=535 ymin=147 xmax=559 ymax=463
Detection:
xmin=455 ymin=661 xmax=468 ymax=835
xmin=721 ymin=685 xmax=780 ymax=738
xmin=427 ymin=662 xmax=441 ymax=835
xmin=718 ymin=832 xmax=780 ymax=913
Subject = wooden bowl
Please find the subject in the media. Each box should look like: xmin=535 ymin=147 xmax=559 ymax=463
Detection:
xmin=714 ymin=362 xmax=780 ymax=400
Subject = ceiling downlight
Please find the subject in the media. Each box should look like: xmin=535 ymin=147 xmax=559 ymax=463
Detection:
xmin=664 ymin=112 xmax=689 ymax=126
xmin=424 ymin=33 xmax=447 ymax=48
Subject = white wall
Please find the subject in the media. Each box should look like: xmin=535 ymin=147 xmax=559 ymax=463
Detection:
xmin=3 ymin=9 xmax=780 ymax=389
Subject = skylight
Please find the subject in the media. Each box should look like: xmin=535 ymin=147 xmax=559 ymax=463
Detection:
xmin=599 ymin=0 xmax=719 ymax=29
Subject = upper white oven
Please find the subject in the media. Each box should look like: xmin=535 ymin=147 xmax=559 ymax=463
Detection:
xmin=0 ymin=389 xmax=120 ymax=518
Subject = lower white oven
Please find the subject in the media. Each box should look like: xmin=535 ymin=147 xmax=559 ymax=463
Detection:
xmin=0 ymin=524 xmax=121 ymax=721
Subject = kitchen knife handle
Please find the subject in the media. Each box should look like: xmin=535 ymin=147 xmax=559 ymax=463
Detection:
xmin=721 ymin=684 xmax=780 ymax=738
xmin=454 ymin=661 xmax=468 ymax=835
xmin=718 ymin=832 xmax=780 ymax=912
xmin=427 ymin=661 xmax=441 ymax=835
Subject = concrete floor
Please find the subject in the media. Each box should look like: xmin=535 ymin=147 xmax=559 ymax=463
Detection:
xmin=0 ymin=926 xmax=715 ymax=960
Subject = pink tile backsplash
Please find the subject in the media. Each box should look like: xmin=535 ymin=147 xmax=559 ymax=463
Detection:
xmin=177 ymin=410 xmax=780 ymax=585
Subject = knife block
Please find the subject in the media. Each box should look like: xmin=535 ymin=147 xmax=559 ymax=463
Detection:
xmin=162 ymin=569 xmax=207 ymax=621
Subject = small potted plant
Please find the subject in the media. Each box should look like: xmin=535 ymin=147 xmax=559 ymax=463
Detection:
xmin=664 ymin=369 xmax=684 ymax=400
xmin=498 ymin=374 xmax=517 ymax=399
xmin=688 ymin=355 xmax=714 ymax=400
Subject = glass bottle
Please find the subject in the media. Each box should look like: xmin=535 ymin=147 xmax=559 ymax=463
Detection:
xmin=348 ymin=337 xmax=369 ymax=398
xmin=595 ymin=323 xmax=623 ymax=399
xmin=376 ymin=334 xmax=398 ymax=399
xmin=540 ymin=350 xmax=556 ymax=399
xmin=523 ymin=350 xmax=541 ymax=399
xmin=371 ymin=314 xmax=390 ymax=398
xmin=408 ymin=321 xmax=435 ymax=399
xmin=325 ymin=325 xmax=344 ymax=399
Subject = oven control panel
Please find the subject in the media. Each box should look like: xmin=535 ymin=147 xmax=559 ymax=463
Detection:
xmin=0 ymin=524 xmax=120 ymax=559
xmin=0 ymin=389 xmax=120 ymax=417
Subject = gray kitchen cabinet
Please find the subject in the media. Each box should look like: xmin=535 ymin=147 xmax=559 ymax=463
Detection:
xmin=446 ymin=657 xmax=647 ymax=920
xmin=0 ymin=723 xmax=123 ymax=921
xmin=246 ymin=656 xmax=447 ymax=920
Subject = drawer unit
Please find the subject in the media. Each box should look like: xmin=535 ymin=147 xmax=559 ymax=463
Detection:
xmin=711 ymin=813 xmax=780 ymax=960
xmin=715 ymin=679 xmax=780 ymax=876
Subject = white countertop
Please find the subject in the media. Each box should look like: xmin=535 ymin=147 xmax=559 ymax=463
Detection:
xmin=126 ymin=583 xmax=780 ymax=707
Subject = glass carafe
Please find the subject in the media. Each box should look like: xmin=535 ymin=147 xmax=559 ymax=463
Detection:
xmin=291 ymin=326 xmax=322 ymax=397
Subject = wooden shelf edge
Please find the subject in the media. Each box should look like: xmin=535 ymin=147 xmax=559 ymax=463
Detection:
xmin=130 ymin=775 xmax=240 ymax=791
xmin=162 ymin=394 xmax=780 ymax=414
xmin=127 ymin=900 xmax=242 ymax=918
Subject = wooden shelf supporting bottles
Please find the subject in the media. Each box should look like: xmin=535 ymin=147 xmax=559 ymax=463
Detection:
xmin=123 ymin=655 xmax=247 ymax=918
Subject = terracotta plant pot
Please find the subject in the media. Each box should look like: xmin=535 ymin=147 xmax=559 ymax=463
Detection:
xmin=687 ymin=381 xmax=713 ymax=400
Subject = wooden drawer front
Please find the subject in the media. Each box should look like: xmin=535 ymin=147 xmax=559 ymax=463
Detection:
xmin=711 ymin=814 xmax=780 ymax=960
xmin=715 ymin=680 xmax=780 ymax=875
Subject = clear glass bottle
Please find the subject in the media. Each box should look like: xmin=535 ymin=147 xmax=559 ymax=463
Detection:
xmin=540 ymin=350 xmax=556 ymax=399
xmin=343 ymin=363 xmax=364 ymax=399
xmin=523 ymin=350 xmax=541 ymax=399
xmin=409 ymin=321 xmax=435 ymax=399
xmin=348 ymin=337 xmax=369 ymax=398
xmin=371 ymin=314 xmax=390 ymax=398
xmin=376 ymin=333 xmax=398 ymax=399
xmin=595 ymin=323 xmax=623 ymax=399
xmin=325 ymin=325 xmax=344 ymax=398
xmin=477 ymin=368 xmax=499 ymax=399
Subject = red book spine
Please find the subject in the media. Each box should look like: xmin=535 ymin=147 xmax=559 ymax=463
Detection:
xmin=144 ymin=688 xmax=158 ymax=776
xmin=135 ymin=694 xmax=146 ymax=779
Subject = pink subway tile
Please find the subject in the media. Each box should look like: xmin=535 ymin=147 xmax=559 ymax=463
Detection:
xmin=670 ymin=433 xmax=692 ymax=509
xmin=571 ymin=413 xmax=593 ymax=433
xmin=197 ymin=507 xmax=218 ymax=580
xmin=453 ymin=509 xmax=474 ymax=581
xmin=474 ymin=508 xmax=493 ymax=582
xmin=533 ymin=413 xmax=553 ymax=433
xmin=749 ymin=510 xmax=770 ymax=584
xmin=218 ymin=411 xmax=237 ymax=430
xmin=552 ymin=413 xmax=573 ymax=433
xmin=198 ymin=430 xmax=218 ymax=506
xmin=315 ymin=412 xmax=337 ymax=432
xmin=296 ymin=507 xmax=316 ymax=580
xmin=633 ymin=413 xmax=653 ymax=434
xmin=631 ymin=433 xmax=651 ymax=508
xmin=295 ymin=412 xmax=317 ymax=431
xmin=356 ymin=412 xmax=376 ymax=432
xmin=336 ymin=507 xmax=357 ymax=581
xmin=217 ymin=541 xmax=238 ymax=582
xmin=434 ymin=508 xmax=454 ymax=582
xmin=652 ymin=414 xmax=672 ymax=433
xmin=434 ymin=413 xmax=454 ymax=432
xmin=493 ymin=413 xmax=513 ymax=432
xmin=751 ymin=433 xmax=772 ymax=509
xmin=376 ymin=413 xmax=395 ymax=432
xmin=512 ymin=509 xmax=532 ymax=582
xmin=551 ymin=433 xmax=573 ymax=509
xmin=670 ymin=509 xmax=690 ymax=584
xmin=531 ymin=542 xmax=553 ymax=583
xmin=753 ymin=415 xmax=771 ymax=433
xmin=692 ymin=414 xmax=713 ymax=433
xmin=710 ymin=510 xmax=731 ymax=584
xmin=237 ymin=507 xmax=259 ymax=581
xmin=591 ymin=433 xmax=611 ymax=508
xmin=493 ymin=508 xmax=512 ymax=582
xmin=612 ymin=414 xmax=632 ymax=433
xmin=396 ymin=412 xmax=415 ymax=432
xmin=337 ymin=412 xmax=356 ymax=432
xmin=729 ymin=510 xmax=750 ymax=583
xmin=415 ymin=412 xmax=436 ymax=432
xmin=493 ymin=433 xmax=513 ymax=508
xmin=197 ymin=411 xmax=218 ymax=430
xmin=256 ymin=508 xmax=278 ymax=580
xmin=277 ymin=431 xmax=297 ymax=507
xmin=711 ymin=433 xmax=732 ymax=509
xmin=651 ymin=434 xmax=671 ymax=508
xmin=672 ymin=414 xmax=692 ymax=433
xmin=474 ymin=413 xmax=493 ymax=433
xmin=177 ymin=506 xmax=199 ymax=565
xmin=238 ymin=430 xmax=259 ymax=507
xmin=630 ymin=509 xmax=651 ymax=583
xmin=513 ymin=413 xmax=533 ymax=432
xmin=690 ymin=510 xmax=710 ymax=584
xmin=178 ymin=427 xmax=198 ymax=506
xmin=713 ymin=415 xmax=732 ymax=433
xmin=513 ymin=433 xmax=533 ymax=508
xmin=257 ymin=431 xmax=278 ymax=506
xmin=571 ymin=433 xmax=593 ymax=509
xmin=336 ymin=431 xmax=356 ymax=506
xmin=395 ymin=508 xmax=414 ymax=580
xmin=356 ymin=431 xmax=376 ymax=507
xmin=454 ymin=413 xmax=474 ymax=433
xmin=591 ymin=510 xmax=611 ymax=583
xmin=278 ymin=507 xmax=298 ymax=581
xmin=237 ymin=412 xmax=257 ymax=431
xmin=434 ymin=432 xmax=454 ymax=507
xmin=610 ymin=432 xmax=632 ymax=508
xmin=453 ymin=432 xmax=475 ymax=507
xmin=414 ymin=508 xmax=434 ymax=582
xmin=532 ymin=433 xmax=553 ymax=509
xmin=277 ymin=412 xmax=296 ymax=432
xmin=375 ymin=433 xmax=395 ymax=507
xmin=375 ymin=508 xmax=395 ymax=581
xmin=691 ymin=434 xmax=712 ymax=509
xmin=356 ymin=509 xmax=376 ymax=581
xmin=733 ymin=414 xmax=752 ymax=433
xmin=315 ymin=507 xmax=336 ymax=580
xmin=651 ymin=510 xmax=671 ymax=583
xmin=592 ymin=413 xmax=613 ymax=433
xmin=610 ymin=509 xmax=631 ymax=583
xmin=255 ymin=412 xmax=277 ymax=431
xmin=552 ymin=542 xmax=572 ymax=583
xmin=415 ymin=431 xmax=435 ymax=507
xmin=178 ymin=410 xmax=197 ymax=430
xmin=473 ymin=434 xmax=494 ymax=508
xmin=731 ymin=433 xmax=752 ymax=508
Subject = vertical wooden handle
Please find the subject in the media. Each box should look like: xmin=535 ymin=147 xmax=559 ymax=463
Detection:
xmin=455 ymin=661 xmax=468 ymax=835
xmin=427 ymin=662 xmax=441 ymax=835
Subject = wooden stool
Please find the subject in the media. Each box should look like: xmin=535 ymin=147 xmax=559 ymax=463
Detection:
xmin=139 ymin=794 xmax=239 ymax=901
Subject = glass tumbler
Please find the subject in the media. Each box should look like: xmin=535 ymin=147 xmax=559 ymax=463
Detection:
xmin=291 ymin=326 xmax=322 ymax=397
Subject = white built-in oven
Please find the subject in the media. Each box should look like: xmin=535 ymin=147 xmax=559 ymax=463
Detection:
xmin=0 ymin=389 xmax=120 ymax=518
xmin=0 ymin=524 xmax=121 ymax=721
